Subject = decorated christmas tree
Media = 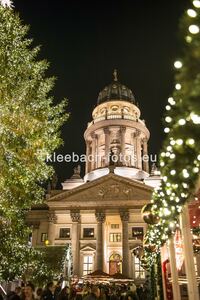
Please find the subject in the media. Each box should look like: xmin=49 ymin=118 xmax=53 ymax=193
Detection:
xmin=142 ymin=0 xmax=200 ymax=297
xmin=0 ymin=0 xmax=68 ymax=280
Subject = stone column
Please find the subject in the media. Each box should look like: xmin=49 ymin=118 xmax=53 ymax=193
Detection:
xmin=180 ymin=204 xmax=200 ymax=300
xmin=96 ymin=134 xmax=100 ymax=168
xmin=120 ymin=126 xmax=126 ymax=165
xmin=135 ymin=130 xmax=142 ymax=169
xmin=143 ymin=138 xmax=149 ymax=173
xmin=95 ymin=211 xmax=105 ymax=271
xmin=70 ymin=210 xmax=81 ymax=276
xmin=48 ymin=212 xmax=57 ymax=245
xmin=168 ymin=237 xmax=181 ymax=300
xmin=91 ymin=133 xmax=96 ymax=170
xmin=31 ymin=222 xmax=40 ymax=246
xmin=104 ymin=127 xmax=110 ymax=166
xmin=120 ymin=210 xmax=130 ymax=277
xmin=85 ymin=140 xmax=90 ymax=174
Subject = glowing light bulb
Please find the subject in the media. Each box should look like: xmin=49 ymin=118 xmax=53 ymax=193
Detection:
xmin=190 ymin=113 xmax=200 ymax=124
xmin=175 ymin=197 xmax=180 ymax=203
xmin=163 ymin=208 xmax=171 ymax=216
xmin=167 ymin=146 xmax=172 ymax=151
xmin=193 ymin=167 xmax=199 ymax=173
xmin=168 ymin=97 xmax=176 ymax=105
xmin=189 ymin=24 xmax=199 ymax=34
xmin=186 ymin=35 xmax=192 ymax=43
xmin=187 ymin=138 xmax=195 ymax=145
xmin=160 ymin=161 xmax=165 ymax=167
xmin=182 ymin=183 xmax=188 ymax=188
xmin=176 ymin=139 xmax=183 ymax=145
xmin=174 ymin=61 xmax=183 ymax=69
xmin=165 ymin=116 xmax=172 ymax=123
xmin=165 ymin=105 xmax=171 ymax=111
xmin=193 ymin=0 xmax=200 ymax=8
xmin=197 ymin=155 xmax=200 ymax=161
xmin=178 ymin=119 xmax=186 ymax=125
xmin=170 ymin=140 xmax=176 ymax=146
xmin=187 ymin=9 xmax=197 ymax=17
xmin=175 ymin=83 xmax=182 ymax=90
xmin=170 ymin=170 xmax=176 ymax=175
xmin=163 ymin=176 xmax=167 ymax=182
xmin=170 ymin=153 xmax=175 ymax=159
xmin=169 ymin=222 xmax=175 ymax=228
xmin=182 ymin=169 xmax=189 ymax=178
xmin=164 ymin=127 xmax=170 ymax=133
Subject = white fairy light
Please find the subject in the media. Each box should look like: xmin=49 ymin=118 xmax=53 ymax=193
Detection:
xmin=165 ymin=105 xmax=171 ymax=111
xmin=168 ymin=97 xmax=176 ymax=105
xmin=170 ymin=170 xmax=176 ymax=175
xmin=165 ymin=116 xmax=172 ymax=123
xmin=187 ymin=138 xmax=195 ymax=145
xmin=182 ymin=169 xmax=189 ymax=178
xmin=174 ymin=61 xmax=183 ymax=69
xmin=186 ymin=35 xmax=193 ymax=43
xmin=176 ymin=139 xmax=183 ymax=145
xmin=178 ymin=119 xmax=186 ymax=125
xmin=193 ymin=0 xmax=200 ymax=8
xmin=164 ymin=127 xmax=170 ymax=133
xmin=0 ymin=0 xmax=13 ymax=8
xmin=175 ymin=83 xmax=182 ymax=90
xmin=170 ymin=140 xmax=176 ymax=146
xmin=187 ymin=9 xmax=197 ymax=17
xmin=163 ymin=208 xmax=171 ymax=216
xmin=193 ymin=167 xmax=199 ymax=173
xmin=190 ymin=113 xmax=200 ymax=124
xmin=189 ymin=24 xmax=199 ymax=34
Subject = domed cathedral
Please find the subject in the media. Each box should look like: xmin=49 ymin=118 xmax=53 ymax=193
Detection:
xmin=84 ymin=70 xmax=150 ymax=182
xmin=27 ymin=71 xmax=161 ymax=282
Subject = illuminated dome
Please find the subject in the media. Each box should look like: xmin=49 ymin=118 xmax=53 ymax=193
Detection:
xmin=97 ymin=70 xmax=135 ymax=105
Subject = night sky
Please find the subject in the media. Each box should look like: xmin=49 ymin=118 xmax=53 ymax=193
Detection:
xmin=14 ymin=0 xmax=190 ymax=186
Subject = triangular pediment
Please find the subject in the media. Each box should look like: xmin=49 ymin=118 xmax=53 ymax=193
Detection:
xmin=47 ymin=173 xmax=153 ymax=209
xmin=80 ymin=244 xmax=96 ymax=252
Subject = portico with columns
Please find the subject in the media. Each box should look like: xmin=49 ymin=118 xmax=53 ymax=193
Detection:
xmin=27 ymin=71 xmax=161 ymax=281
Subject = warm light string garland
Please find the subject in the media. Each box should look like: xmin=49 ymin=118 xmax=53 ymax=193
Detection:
xmin=142 ymin=0 xmax=200 ymax=268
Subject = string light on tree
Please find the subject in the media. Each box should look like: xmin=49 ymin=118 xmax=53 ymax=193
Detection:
xmin=189 ymin=24 xmax=200 ymax=34
xmin=187 ymin=9 xmax=197 ymax=17
xmin=0 ymin=0 xmax=13 ymax=8
xmin=168 ymin=97 xmax=176 ymax=105
xmin=193 ymin=0 xmax=200 ymax=8
xmin=175 ymin=83 xmax=182 ymax=90
xmin=178 ymin=119 xmax=186 ymax=125
xmin=174 ymin=61 xmax=183 ymax=69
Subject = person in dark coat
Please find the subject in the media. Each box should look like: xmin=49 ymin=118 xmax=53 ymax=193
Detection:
xmin=83 ymin=286 xmax=100 ymax=300
xmin=57 ymin=287 xmax=69 ymax=300
xmin=42 ymin=282 xmax=55 ymax=300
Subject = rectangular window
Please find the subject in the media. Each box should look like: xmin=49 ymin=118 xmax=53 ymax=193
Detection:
xmin=134 ymin=256 xmax=145 ymax=279
xmin=109 ymin=233 xmax=121 ymax=242
xmin=132 ymin=227 xmax=144 ymax=240
xmin=83 ymin=228 xmax=94 ymax=238
xmin=59 ymin=228 xmax=70 ymax=238
xmin=111 ymin=224 xmax=119 ymax=229
xmin=83 ymin=255 xmax=93 ymax=275
xmin=41 ymin=233 xmax=48 ymax=242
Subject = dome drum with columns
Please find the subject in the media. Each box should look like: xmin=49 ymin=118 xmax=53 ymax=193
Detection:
xmin=84 ymin=70 xmax=150 ymax=182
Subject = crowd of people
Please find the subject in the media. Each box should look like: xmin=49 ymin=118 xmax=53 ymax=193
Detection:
xmin=1 ymin=280 xmax=151 ymax=300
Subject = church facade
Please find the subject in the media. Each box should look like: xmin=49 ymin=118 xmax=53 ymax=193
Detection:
xmin=27 ymin=72 xmax=160 ymax=281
